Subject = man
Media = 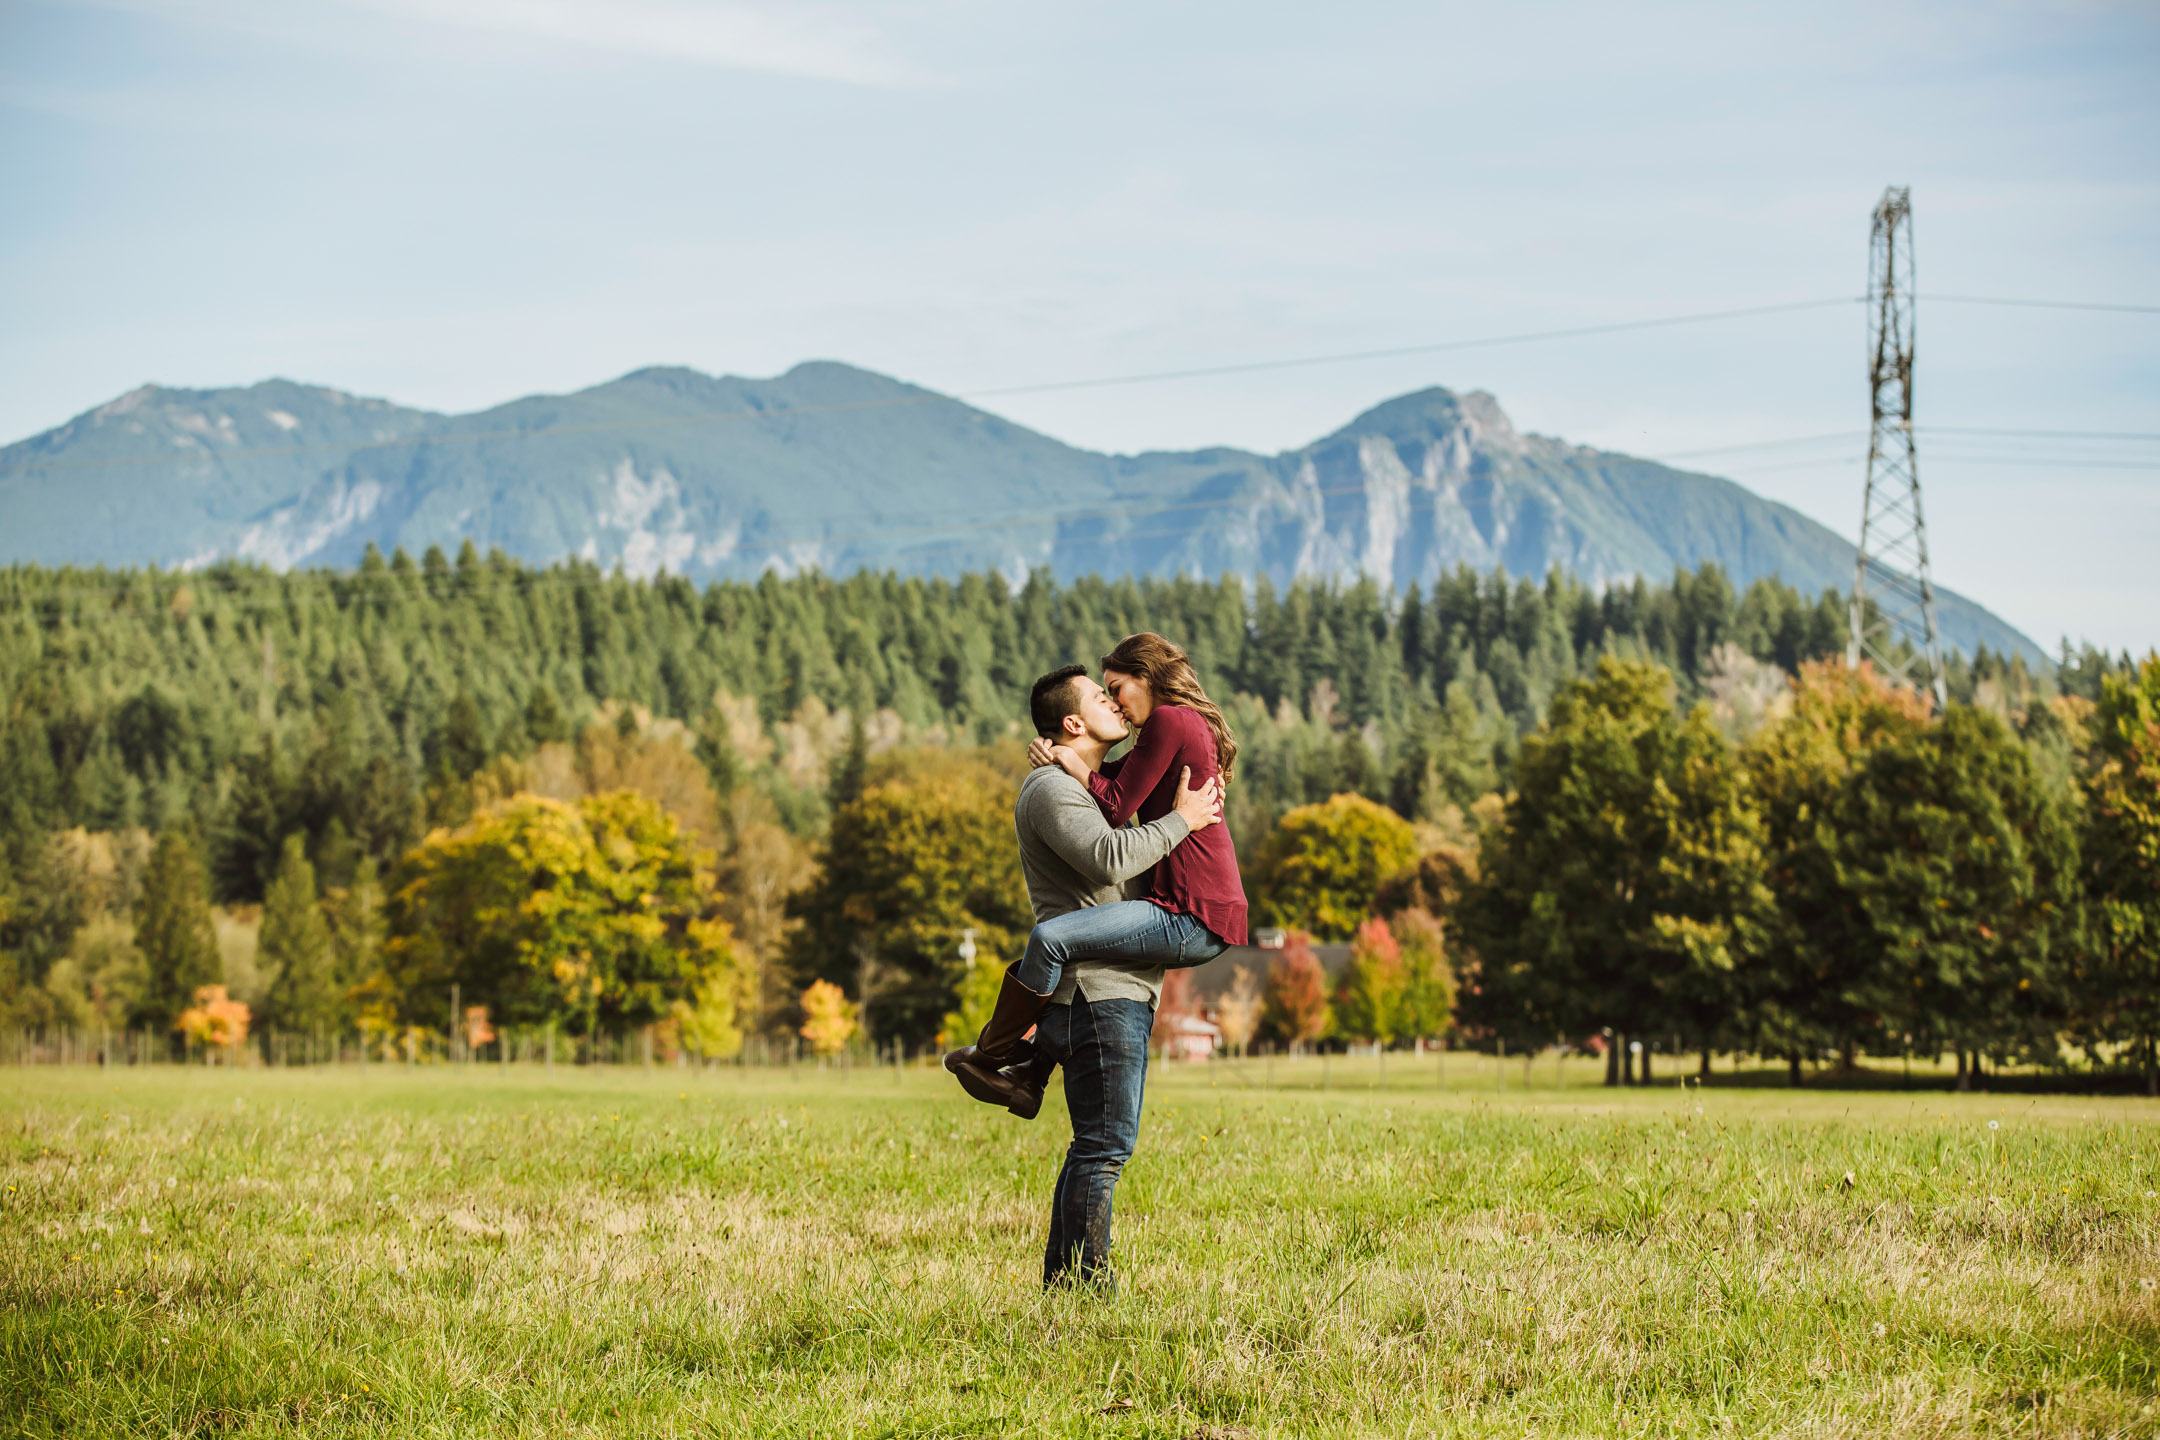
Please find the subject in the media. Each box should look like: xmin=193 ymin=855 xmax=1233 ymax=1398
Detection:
xmin=945 ymin=663 xmax=1220 ymax=1289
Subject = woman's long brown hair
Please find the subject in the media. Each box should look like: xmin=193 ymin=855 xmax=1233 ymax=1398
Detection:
xmin=1099 ymin=632 xmax=1238 ymax=784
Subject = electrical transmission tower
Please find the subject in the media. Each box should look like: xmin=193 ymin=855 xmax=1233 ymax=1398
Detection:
xmin=1847 ymin=186 xmax=1946 ymax=705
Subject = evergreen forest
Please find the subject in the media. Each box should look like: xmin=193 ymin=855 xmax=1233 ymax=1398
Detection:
xmin=1 ymin=546 xmax=2150 ymax=1088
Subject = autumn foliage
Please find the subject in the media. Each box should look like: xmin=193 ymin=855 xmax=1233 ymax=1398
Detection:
xmin=176 ymin=984 xmax=250 ymax=1053
xmin=382 ymin=790 xmax=750 ymax=1054
xmin=1261 ymin=932 xmax=1330 ymax=1048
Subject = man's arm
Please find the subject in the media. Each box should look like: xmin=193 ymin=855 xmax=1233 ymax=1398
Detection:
xmin=1028 ymin=777 xmax=1189 ymax=888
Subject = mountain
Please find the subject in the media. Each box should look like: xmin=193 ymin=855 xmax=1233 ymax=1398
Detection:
xmin=0 ymin=361 xmax=2038 ymax=658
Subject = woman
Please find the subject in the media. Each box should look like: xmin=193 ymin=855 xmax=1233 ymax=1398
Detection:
xmin=958 ymin=632 xmax=1248 ymax=1075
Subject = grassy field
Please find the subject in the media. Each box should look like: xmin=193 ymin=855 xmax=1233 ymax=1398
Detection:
xmin=5 ymin=1055 xmax=2157 ymax=1438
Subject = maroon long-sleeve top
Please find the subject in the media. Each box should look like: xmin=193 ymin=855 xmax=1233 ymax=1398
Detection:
xmin=1086 ymin=703 xmax=1249 ymax=946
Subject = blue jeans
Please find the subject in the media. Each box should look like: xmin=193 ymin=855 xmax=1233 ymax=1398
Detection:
xmin=1013 ymin=901 xmax=1227 ymax=996
xmin=1033 ymin=992 xmax=1153 ymax=1290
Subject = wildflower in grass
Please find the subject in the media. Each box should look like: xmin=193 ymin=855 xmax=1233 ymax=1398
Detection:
xmin=1872 ymin=1322 xmax=1887 ymax=1338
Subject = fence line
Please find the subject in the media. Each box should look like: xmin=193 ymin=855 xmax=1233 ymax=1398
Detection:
xmin=7 ymin=1027 xmax=2147 ymax=1093
xmin=2 ymin=1024 xmax=943 ymax=1072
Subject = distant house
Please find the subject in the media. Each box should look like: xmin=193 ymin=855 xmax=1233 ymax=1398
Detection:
xmin=1163 ymin=1012 xmax=1222 ymax=1062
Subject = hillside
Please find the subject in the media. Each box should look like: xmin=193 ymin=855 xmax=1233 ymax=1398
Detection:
xmin=0 ymin=362 xmax=2037 ymax=658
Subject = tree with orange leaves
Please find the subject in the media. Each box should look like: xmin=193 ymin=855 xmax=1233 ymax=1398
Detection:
xmin=1333 ymin=917 xmax=1406 ymax=1046
xmin=1261 ymin=932 xmax=1330 ymax=1050
xmin=177 ymin=984 xmax=250 ymax=1059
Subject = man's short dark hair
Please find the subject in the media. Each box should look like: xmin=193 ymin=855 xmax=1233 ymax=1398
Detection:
xmin=1030 ymin=664 xmax=1090 ymax=738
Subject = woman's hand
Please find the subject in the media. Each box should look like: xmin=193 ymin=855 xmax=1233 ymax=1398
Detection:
xmin=1027 ymin=736 xmax=1057 ymax=769
xmin=1049 ymin=744 xmax=1088 ymax=782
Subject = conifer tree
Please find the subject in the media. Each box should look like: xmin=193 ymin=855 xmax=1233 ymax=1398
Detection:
xmin=134 ymin=830 xmax=221 ymax=1037
xmin=829 ymin=708 xmax=869 ymax=810
xmin=260 ymin=833 xmax=341 ymax=1037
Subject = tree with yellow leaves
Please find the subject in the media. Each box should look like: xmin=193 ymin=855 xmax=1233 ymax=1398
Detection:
xmin=381 ymin=790 xmax=749 ymax=1048
xmin=1250 ymin=793 xmax=1421 ymax=942
xmin=798 ymin=979 xmax=859 ymax=1056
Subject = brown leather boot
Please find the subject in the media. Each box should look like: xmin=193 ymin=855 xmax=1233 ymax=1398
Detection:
xmin=944 ymin=968 xmax=1051 ymax=1112
xmin=998 ymin=1048 xmax=1058 ymax=1121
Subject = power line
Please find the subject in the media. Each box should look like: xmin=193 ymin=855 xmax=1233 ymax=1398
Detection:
xmin=1921 ymin=293 xmax=2160 ymax=315
xmin=1929 ymin=425 xmax=2160 ymax=441
xmin=963 ymin=298 xmax=1864 ymax=397
xmin=1655 ymin=432 xmax=1864 ymax=461
xmin=1729 ymin=454 xmax=2160 ymax=477
xmin=4 ymin=287 xmax=2152 ymax=479
xmin=1654 ymin=424 xmax=2156 ymax=463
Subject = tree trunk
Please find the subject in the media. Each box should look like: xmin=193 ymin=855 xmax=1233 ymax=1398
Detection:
xmin=1955 ymin=1049 xmax=1970 ymax=1092
xmin=1604 ymin=1038 xmax=1620 ymax=1088
xmin=2147 ymin=1034 xmax=2157 ymax=1098
xmin=1700 ymin=1047 xmax=1713 ymax=1079
xmin=1641 ymin=1047 xmax=1654 ymax=1085
xmin=1621 ymin=1035 xmax=1634 ymax=1086
xmin=1787 ymin=1051 xmax=1802 ymax=1087
xmin=1839 ymin=1038 xmax=1857 ymax=1073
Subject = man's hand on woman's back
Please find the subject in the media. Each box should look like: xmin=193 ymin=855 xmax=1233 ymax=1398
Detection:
xmin=1172 ymin=766 xmax=1222 ymax=832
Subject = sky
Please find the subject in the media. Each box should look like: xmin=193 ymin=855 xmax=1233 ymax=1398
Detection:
xmin=2 ymin=0 xmax=2156 ymax=652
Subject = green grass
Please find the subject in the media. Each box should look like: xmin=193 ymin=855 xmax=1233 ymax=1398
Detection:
xmin=4 ymin=1056 xmax=2157 ymax=1438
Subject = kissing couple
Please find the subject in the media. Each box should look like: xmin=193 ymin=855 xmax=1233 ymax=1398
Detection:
xmin=943 ymin=631 xmax=1246 ymax=1290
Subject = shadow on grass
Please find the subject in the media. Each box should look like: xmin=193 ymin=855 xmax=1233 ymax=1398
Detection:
xmin=1647 ymin=1064 xmax=2160 ymax=1097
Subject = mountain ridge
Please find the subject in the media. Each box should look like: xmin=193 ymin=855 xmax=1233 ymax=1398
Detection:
xmin=0 ymin=362 xmax=2039 ymax=660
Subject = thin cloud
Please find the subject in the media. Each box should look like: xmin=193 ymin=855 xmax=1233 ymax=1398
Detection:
xmin=84 ymin=0 xmax=924 ymax=85
xmin=347 ymin=0 xmax=921 ymax=84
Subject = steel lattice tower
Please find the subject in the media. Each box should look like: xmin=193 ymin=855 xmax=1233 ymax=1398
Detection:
xmin=1847 ymin=186 xmax=1945 ymax=705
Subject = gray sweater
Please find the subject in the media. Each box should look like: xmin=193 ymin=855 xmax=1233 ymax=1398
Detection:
xmin=1013 ymin=765 xmax=1190 ymax=1007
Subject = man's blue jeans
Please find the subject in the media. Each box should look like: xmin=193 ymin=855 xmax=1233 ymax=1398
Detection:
xmin=1032 ymin=991 xmax=1153 ymax=1290
xmin=1013 ymin=901 xmax=1227 ymax=996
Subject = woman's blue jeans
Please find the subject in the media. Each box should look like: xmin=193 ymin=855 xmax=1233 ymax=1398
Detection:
xmin=1013 ymin=901 xmax=1227 ymax=996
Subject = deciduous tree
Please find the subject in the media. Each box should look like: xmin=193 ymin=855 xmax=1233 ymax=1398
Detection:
xmin=2078 ymin=654 xmax=2160 ymax=1092
xmin=382 ymin=791 xmax=745 ymax=1039
xmin=1390 ymin=907 xmax=1454 ymax=1042
xmin=1251 ymin=794 xmax=1420 ymax=941
xmin=1333 ymin=917 xmax=1407 ymax=1045
xmin=785 ymin=750 xmax=1028 ymax=1047
xmin=1261 ymin=933 xmax=1330 ymax=1049
xmin=1835 ymin=705 xmax=2082 ymax=1086
xmin=1214 ymin=964 xmax=1263 ymax=1055
xmin=1740 ymin=661 xmax=1928 ymax=1081
xmin=799 ymin=979 xmax=859 ymax=1056
xmin=1455 ymin=659 xmax=1682 ymax=1064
